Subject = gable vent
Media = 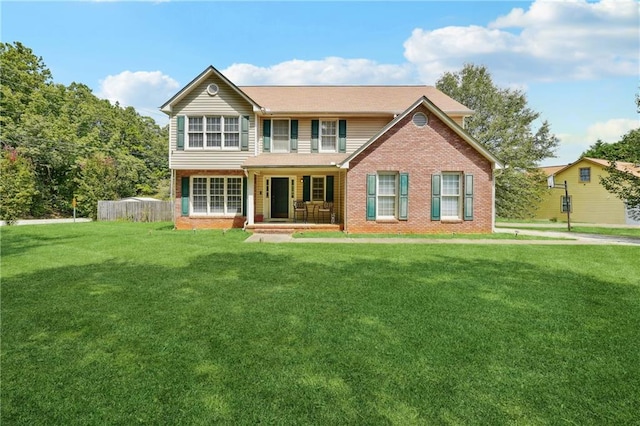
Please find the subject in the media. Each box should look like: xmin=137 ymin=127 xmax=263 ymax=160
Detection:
xmin=413 ymin=112 xmax=428 ymax=127
xmin=207 ymin=83 xmax=219 ymax=96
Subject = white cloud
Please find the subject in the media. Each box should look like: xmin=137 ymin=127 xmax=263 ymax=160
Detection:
xmin=97 ymin=70 xmax=179 ymax=123
xmin=404 ymin=0 xmax=639 ymax=84
xmin=585 ymin=118 xmax=639 ymax=143
xmin=222 ymin=57 xmax=416 ymax=85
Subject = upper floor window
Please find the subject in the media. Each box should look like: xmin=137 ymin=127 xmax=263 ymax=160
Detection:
xmin=579 ymin=167 xmax=591 ymax=182
xmin=188 ymin=115 xmax=239 ymax=149
xmin=272 ymin=119 xmax=290 ymax=153
xmin=320 ymin=120 xmax=337 ymax=152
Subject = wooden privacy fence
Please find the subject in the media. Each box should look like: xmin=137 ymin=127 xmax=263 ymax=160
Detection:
xmin=98 ymin=200 xmax=172 ymax=222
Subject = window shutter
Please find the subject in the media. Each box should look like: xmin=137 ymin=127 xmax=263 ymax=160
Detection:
xmin=366 ymin=174 xmax=376 ymax=221
xmin=290 ymin=120 xmax=298 ymax=153
xmin=326 ymin=175 xmax=334 ymax=202
xmin=338 ymin=119 xmax=347 ymax=153
xmin=181 ymin=176 xmax=190 ymax=216
xmin=399 ymin=173 xmax=409 ymax=220
xmin=464 ymin=174 xmax=474 ymax=221
xmin=241 ymin=115 xmax=249 ymax=151
xmin=263 ymin=119 xmax=271 ymax=152
xmin=177 ymin=116 xmax=185 ymax=150
xmin=311 ymin=120 xmax=319 ymax=153
xmin=303 ymin=176 xmax=311 ymax=202
xmin=431 ymin=174 xmax=441 ymax=220
xmin=243 ymin=177 xmax=248 ymax=216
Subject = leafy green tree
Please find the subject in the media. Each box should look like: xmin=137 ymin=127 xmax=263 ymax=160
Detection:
xmin=0 ymin=148 xmax=38 ymax=223
xmin=436 ymin=64 xmax=559 ymax=218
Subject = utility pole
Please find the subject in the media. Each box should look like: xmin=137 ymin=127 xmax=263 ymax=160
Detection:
xmin=549 ymin=180 xmax=570 ymax=231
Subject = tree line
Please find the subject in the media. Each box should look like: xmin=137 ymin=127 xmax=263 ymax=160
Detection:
xmin=0 ymin=42 xmax=169 ymax=222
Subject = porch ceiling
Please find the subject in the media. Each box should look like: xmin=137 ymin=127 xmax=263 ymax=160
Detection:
xmin=242 ymin=153 xmax=348 ymax=169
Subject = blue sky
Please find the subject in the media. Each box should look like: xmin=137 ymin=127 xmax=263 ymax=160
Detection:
xmin=2 ymin=0 xmax=638 ymax=166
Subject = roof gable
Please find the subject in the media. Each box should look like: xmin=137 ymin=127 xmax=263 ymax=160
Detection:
xmin=160 ymin=65 xmax=260 ymax=114
xmin=340 ymin=96 xmax=500 ymax=168
xmin=552 ymin=157 xmax=640 ymax=178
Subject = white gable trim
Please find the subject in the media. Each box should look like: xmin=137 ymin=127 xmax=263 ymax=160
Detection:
xmin=340 ymin=96 xmax=502 ymax=169
xmin=160 ymin=65 xmax=261 ymax=114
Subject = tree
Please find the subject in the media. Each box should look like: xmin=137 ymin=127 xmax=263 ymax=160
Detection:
xmin=584 ymin=128 xmax=640 ymax=219
xmin=0 ymin=148 xmax=38 ymax=223
xmin=436 ymin=64 xmax=559 ymax=218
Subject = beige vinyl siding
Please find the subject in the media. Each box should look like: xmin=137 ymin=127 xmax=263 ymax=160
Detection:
xmin=534 ymin=160 xmax=627 ymax=224
xmin=170 ymin=75 xmax=255 ymax=170
xmin=259 ymin=116 xmax=392 ymax=155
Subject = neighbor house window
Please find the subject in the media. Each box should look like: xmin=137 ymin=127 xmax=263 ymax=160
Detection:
xmin=377 ymin=173 xmax=397 ymax=218
xmin=441 ymin=173 xmax=462 ymax=219
xmin=561 ymin=195 xmax=572 ymax=213
xmin=191 ymin=176 xmax=242 ymax=215
xmin=188 ymin=116 xmax=240 ymax=149
xmin=320 ymin=120 xmax=337 ymax=152
xmin=311 ymin=176 xmax=325 ymax=201
xmin=579 ymin=167 xmax=591 ymax=182
xmin=272 ymin=119 xmax=290 ymax=153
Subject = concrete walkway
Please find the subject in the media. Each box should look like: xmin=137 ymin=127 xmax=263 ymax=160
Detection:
xmin=245 ymin=228 xmax=640 ymax=246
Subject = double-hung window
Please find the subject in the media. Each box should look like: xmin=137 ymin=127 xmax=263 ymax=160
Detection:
xmin=441 ymin=173 xmax=462 ymax=219
xmin=191 ymin=176 xmax=243 ymax=215
xmin=311 ymin=176 xmax=325 ymax=201
xmin=188 ymin=116 xmax=239 ymax=149
xmin=579 ymin=167 xmax=591 ymax=182
xmin=320 ymin=120 xmax=337 ymax=152
xmin=272 ymin=119 xmax=290 ymax=153
xmin=377 ymin=174 xmax=397 ymax=218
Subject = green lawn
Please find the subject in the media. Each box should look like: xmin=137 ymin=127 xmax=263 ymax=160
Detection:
xmin=2 ymin=222 xmax=639 ymax=425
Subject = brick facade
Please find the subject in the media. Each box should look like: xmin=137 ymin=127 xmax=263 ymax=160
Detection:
xmin=345 ymin=104 xmax=494 ymax=234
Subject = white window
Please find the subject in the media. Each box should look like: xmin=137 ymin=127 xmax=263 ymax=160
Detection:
xmin=191 ymin=176 xmax=243 ymax=215
xmin=188 ymin=116 xmax=240 ymax=149
xmin=272 ymin=119 xmax=290 ymax=153
xmin=441 ymin=173 xmax=461 ymax=219
xmin=320 ymin=120 xmax=337 ymax=152
xmin=377 ymin=174 xmax=397 ymax=218
xmin=311 ymin=176 xmax=325 ymax=201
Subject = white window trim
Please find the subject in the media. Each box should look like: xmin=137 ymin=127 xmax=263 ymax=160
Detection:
xmin=186 ymin=115 xmax=241 ymax=151
xmin=311 ymin=176 xmax=326 ymax=202
xmin=319 ymin=119 xmax=338 ymax=153
xmin=376 ymin=172 xmax=398 ymax=220
xmin=441 ymin=172 xmax=462 ymax=220
xmin=190 ymin=176 xmax=243 ymax=217
xmin=271 ymin=118 xmax=291 ymax=153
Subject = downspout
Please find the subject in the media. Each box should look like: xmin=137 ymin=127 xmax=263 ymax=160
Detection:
xmin=492 ymin=165 xmax=496 ymax=232
xmin=243 ymin=168 xmax=249 ymax=231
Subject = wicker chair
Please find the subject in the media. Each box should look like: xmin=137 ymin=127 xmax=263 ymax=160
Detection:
xmin=293 ymin=200 xmax=307 ymax=222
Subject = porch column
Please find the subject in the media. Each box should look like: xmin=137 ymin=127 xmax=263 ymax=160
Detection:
xmin=247 ymin=170 xmax=255 ymax=225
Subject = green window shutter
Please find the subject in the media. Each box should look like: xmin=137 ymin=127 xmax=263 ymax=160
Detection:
xmin=242 ymin=177 xmax=248 ymax=216
xmin=399 ymin=173 xmax=409 ymax=220
xmin=177 ymin=116 xmax=185 ymax=150
xmin=338 ymin=119 xmax=347 ymax=153
xmin=366 ymin=174 xmax=376 ymax=221
xmin=464 ymin=174 xmax=474 ymax=221
xmin=181 ymin=176 xmax=190 ymax=216
xmin=290 ymin=120 xmax=298 ymax=153
xmin=263 ymin=119 xmax=271 ymax=152
xmin=326 ymin=175 xmax=334 ymax=202
xmin=303 ymin=176 xmax=311 ymax=202
xmin=311 ymin=120 xmax=319 ymax=153
xmin=431 ymin=174 xmax=441 ymax=220
xmin=241 ymin=115 xmax=249 ymax=151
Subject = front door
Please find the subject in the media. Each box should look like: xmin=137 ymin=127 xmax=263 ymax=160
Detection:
xmin=270 ymin=178 xmax=289 ymax=218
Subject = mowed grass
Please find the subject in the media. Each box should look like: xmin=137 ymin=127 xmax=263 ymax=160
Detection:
xmin=2 ymin=222 xmax=639 ymax=425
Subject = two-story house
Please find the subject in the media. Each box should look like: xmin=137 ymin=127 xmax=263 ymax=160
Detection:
xmin=161 ymin=66 xmax=500 ymax=233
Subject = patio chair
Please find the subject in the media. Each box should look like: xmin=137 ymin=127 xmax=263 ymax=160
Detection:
xmin=317 ymin=201 xmax=334 ymax=223
xmin=293 ymin=200 xmax=307 ymax=222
